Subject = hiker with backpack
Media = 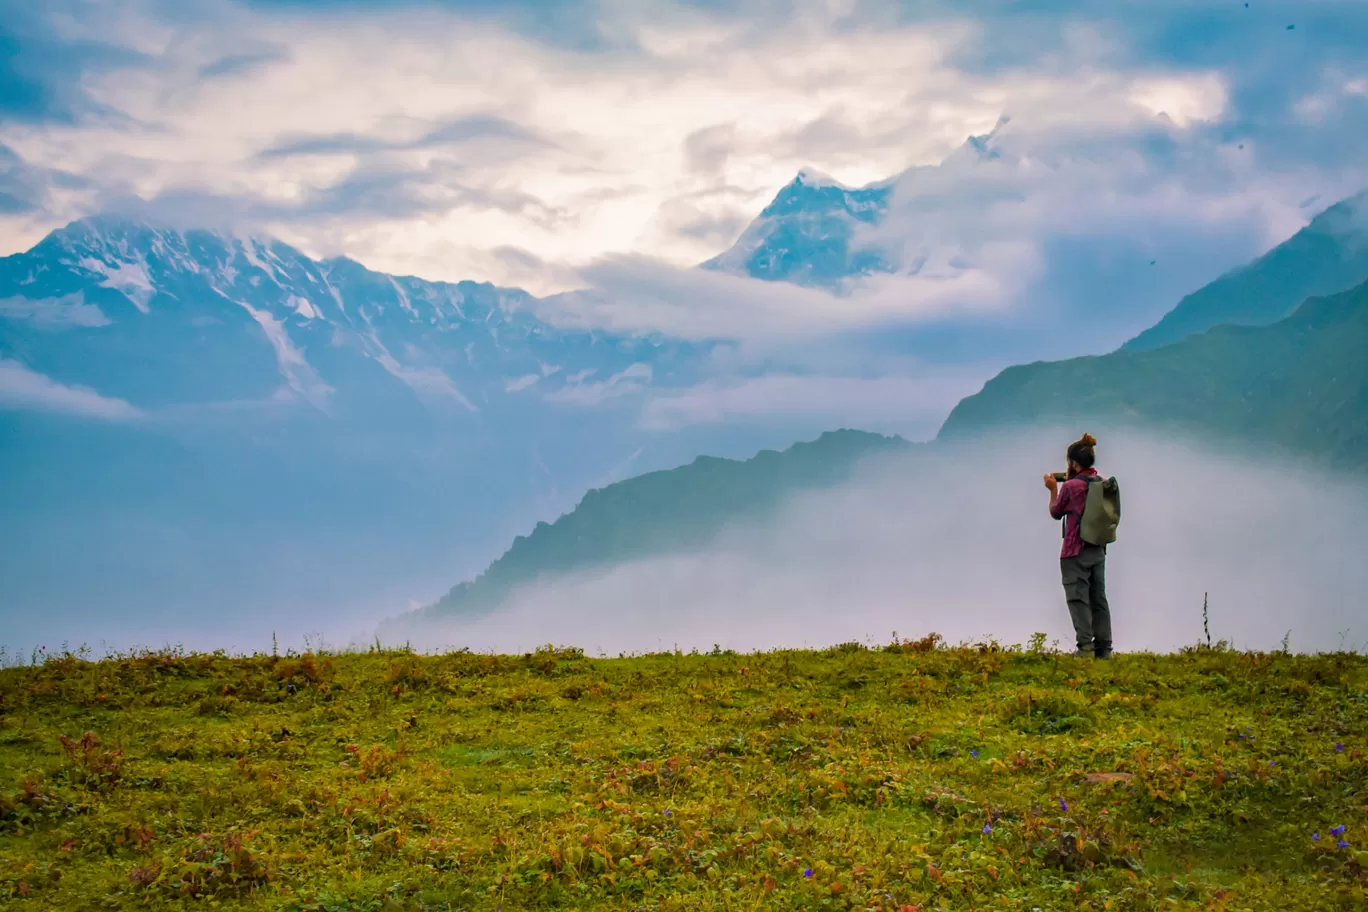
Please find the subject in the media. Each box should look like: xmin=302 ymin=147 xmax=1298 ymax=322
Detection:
xmin=1043 ymin=433 xmax=1121 ymax=659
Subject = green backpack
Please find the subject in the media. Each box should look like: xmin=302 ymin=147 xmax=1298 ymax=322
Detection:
xmin=1079 ymin=474 xmax=1121 ymax=546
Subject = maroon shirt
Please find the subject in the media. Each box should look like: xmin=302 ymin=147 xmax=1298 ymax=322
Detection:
xmin=1050 ymin=468 xmax=1099 ymax=559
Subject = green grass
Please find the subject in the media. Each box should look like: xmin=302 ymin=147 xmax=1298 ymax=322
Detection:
xmin=2 ymin=637 xmax=1366 ymax=910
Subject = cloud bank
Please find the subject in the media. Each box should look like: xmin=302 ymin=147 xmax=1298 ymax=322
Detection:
xmin=398 ymin=429 xmax=1368 ymax=656
xmin=0 ymin=357 xmax=142 ymax=420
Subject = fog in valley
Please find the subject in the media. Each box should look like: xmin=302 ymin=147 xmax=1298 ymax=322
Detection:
xmin=5 ymin=427 xmax=1365 ymax=663
xmin=403 ymin=429 xmax=1368 ymax=657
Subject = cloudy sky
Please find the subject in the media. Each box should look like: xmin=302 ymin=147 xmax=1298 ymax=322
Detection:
xmin=3 ymin=0 xmax=1366 ymax=306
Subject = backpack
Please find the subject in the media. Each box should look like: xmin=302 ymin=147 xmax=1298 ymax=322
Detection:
xmin=1059 ymin=474 xmax=1122 ymax=546
xmin=1079 ymin=474 xmax=1121 ymax=546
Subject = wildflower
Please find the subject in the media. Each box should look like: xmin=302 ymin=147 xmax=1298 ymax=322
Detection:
xmin=1313 ymin=832 xmax=1320 ymax=841
xmin=1059 ymin=798 xmax=1068 ymax=812
xmin=982 ymin=823 xmax=992 ymax=834
xmin=803 ymin=868 xmax=813 ymax=878
xmin=1330 ymin=825 xmax=1346 ymax=836
xmin=1336 ymin=743 xmax=1344 ymax=753
xmin=971 ymin=750 xmax=979 ymax=759
xmin=1268 ymin=761 xmax=1275 ymax=767
xmin=665 ymin=810 xmax=672 ymax=817
xmin=1339 ymin=840 xmax=1350 ymax=849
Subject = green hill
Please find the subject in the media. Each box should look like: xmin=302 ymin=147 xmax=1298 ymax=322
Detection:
xmin=939 ymin=278 xmax=1368 ymax=466
xmin=5 ymin=645 xmax=1366 ymax=909
xmin=399 ymin=429 xmax=911 ymax=625
xmin=1123 ymin=190 xmax=1368 ymax=351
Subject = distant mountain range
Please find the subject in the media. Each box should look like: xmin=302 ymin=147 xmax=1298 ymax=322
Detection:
xmin=0 ymin=215 xmax=704 ymax=418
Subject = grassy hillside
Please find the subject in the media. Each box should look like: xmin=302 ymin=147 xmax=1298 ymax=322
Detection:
xmin=401 ymin=429 xmax=910 ymax=626
xmin=1123 ymin=190 xmax=1368 ymax=352
xmin=2 ymin=641 xmax=1366 ymax=910
xmin=939 ymin=278 xmax=1368 ymax=466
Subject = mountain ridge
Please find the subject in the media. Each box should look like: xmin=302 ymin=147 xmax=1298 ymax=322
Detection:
xmin=2 ymin=214 xmax=705 ymax=417
xmin=1121 ymin=189 xmax=1368 ymax=352
xmin=938 ymin=276 xmax=1368 ymax=466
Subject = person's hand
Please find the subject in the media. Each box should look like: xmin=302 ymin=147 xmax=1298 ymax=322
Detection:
xmin=1043 ymin=472 xmax=1058 ymax=491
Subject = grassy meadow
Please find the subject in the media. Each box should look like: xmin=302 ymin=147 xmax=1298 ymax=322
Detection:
xmin=1 ymin=636 xmax=1366 ymax=911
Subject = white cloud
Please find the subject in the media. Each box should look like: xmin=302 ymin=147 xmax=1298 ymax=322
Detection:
xmin=537 ymin=246 xmax=1027 ymax=341
xmin=0 ymin=358 xmax=142 ymax=421
xmin=0 ymin=292 xmax=111 ymax=328
xmin=544 ymin=362 xmax=653 ymax=406
xmin=504 ymin=373 xmax=541 ymax=393
xmin=638 ymin=370 xmax=992 ymax=437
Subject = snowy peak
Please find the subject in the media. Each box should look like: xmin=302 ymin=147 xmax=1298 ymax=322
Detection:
xmin=703 ymin=117 xmax=1025 ymax=290
xmin=954 ymin=115 xmax=1012 ymax=164
xmin=15 ymin=215 xmax=533 ymax=333
xmin=761 ymin=169 xmax=891 ymax=222
xmin=700 ymin=168 xmax=895 ymax=288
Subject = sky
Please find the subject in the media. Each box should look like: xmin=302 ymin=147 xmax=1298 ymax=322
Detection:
xmin=2 ymin=0 xmax=1367 ymax=311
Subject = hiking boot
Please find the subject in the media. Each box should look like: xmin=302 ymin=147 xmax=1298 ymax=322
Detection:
xmin=1095 ymin=651 xmax=1113 ymax=660
xmin=1072 ymin=647 xmax=1093 ymax=658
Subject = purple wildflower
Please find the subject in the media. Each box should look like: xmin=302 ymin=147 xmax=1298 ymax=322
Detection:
xmin=1339 ymin=840 xmax=1350 ymax=849
xmin=1331 ymin=825 xmax=1346 ymax=837
xmin=1059 ymin=798 xmax=1068 ymax=812
xmin=803 ymin=867 xmax=813 ymax=878
xmin=1313 ymin=832 xmax=1320 ymax=841
xmin=971 ymin=750 xmax=979 ymax=759
xmin=1336 ymin=743 xmax=1344 ymax=753
xmin=982 ymin=823 xmax=992 ymax=834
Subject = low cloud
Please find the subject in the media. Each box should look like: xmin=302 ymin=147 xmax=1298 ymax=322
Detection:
xmin=545 ymin=363 xmax=654 ymax=406
xmin=638 ymin=370 xmax=989 ymax=438
xmin=396 ymin=428 xmax=1368 ymax=656
xmin=0 ymin=357 xmax=142 ymax=421
xmin=0 ymin=292 xmax=111 ymax=328
xmin=541 ymin=249 xmax=1025 ymax=342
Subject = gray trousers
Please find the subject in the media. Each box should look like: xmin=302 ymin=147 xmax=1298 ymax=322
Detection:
xmin=1061 ymin=544 xmax=1112 ymax=655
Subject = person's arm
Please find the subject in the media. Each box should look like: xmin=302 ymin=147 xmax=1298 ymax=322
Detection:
xmin=1046 ymin=475 xmax=1071 ymax=519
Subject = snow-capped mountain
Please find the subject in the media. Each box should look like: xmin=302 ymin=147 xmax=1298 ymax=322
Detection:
xmin=703 ymin=117 xmax=1010 ymax=291
xmin=0 ymin=215 xmax=702 ymax=419
xmin=700 ymin=169 xmax=896 ymax=288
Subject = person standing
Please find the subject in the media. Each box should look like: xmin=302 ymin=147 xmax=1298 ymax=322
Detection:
xmin=1043 ymin=433 xmax=1113 ymax=659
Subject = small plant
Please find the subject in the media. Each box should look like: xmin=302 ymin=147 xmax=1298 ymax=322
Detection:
xmin=57 ymin=731 xmax=124 ymax=790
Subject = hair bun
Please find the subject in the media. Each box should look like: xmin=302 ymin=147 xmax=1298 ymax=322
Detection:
xmin=1079 ymin=433 xmax=1097 ymax=447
